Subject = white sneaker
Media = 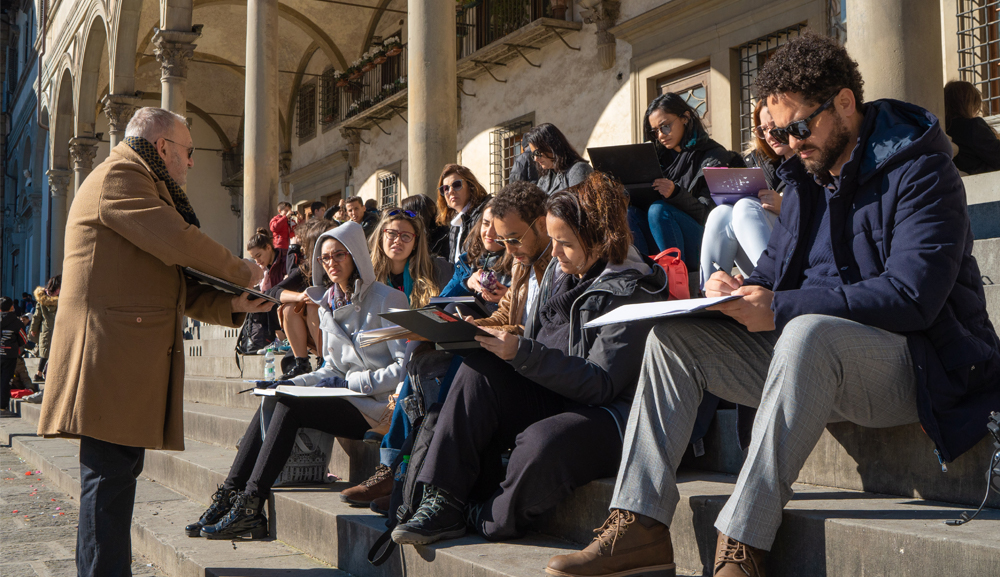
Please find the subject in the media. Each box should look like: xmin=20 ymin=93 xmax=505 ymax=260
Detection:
xmin=23 ymin=391 xmax=43 ymax=404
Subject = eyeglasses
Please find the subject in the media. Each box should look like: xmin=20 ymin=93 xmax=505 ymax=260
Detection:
xmin=383 ymin=229 xmax=416 ymax=244
xmin=768 ymin=96 xmax=836 ymax=145
xmin=438 ymin=180 xmax=464 ymax=195
xmin=650 ymin=117 xmax=679 ymax=137
xmin=387 ymin=209 xmax=418 ymax=218
xmin=752 ymin=125 xmax=773 ymax=140
xmin=163 ymin=138 xmax=195 ymax=159
xmin=495 ymin=216 xmax=541 ymax=247
xmin=317 ymin=251 xmax=350 ymax=265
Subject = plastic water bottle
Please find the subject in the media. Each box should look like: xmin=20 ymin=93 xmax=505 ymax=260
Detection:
xmin=263 ymin=345 xmax=276 ymax=381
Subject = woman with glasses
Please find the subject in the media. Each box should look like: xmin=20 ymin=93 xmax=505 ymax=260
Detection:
xmin=439 ymin=199 xmax=513 ymax=313
xmin=639 ymin=92 xmax=745 ymax=270
xmin=436 ymin=164 xmax=491 ymax=266
xmin=699 ymin=100 xmax=795 ymax=288
xmin=525 ymin=123 xmax=593 ymax=195
xmin=186 ymin=220 xmax=409 ymax=541
xmin=369 ymin=208 xmax=452 ymax=309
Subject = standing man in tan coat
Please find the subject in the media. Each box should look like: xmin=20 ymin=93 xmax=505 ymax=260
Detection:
xmin=36 ymin=107 xmax=272 ymax=577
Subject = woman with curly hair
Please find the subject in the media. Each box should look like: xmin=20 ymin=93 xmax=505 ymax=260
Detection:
xmin=370 ymin=207 xmax=451 ymax=309
xmin=436 ymin=164 xmax=491 ymax=265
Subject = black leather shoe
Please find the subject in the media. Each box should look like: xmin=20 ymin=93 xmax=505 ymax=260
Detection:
xmin=279 ymin=358 xmax=312 ymax=380
xmin=200 ymin=491 xmax=268 ymax=540
xmin=391 ymin=485 xmax=466 ymax=545
xmin=185 ymin=485 xmax=237 ymax=537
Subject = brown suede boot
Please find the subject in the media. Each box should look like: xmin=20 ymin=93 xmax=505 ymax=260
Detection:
xmin=714 ymin=532 xmax=766 ymax=577
xmin=546 ymin=509 xmax=675 ymax=577
xmin=363 ymin=395 xmax=397 ymax=444
xmin=339 ymin=464 xmax=393 ymax=506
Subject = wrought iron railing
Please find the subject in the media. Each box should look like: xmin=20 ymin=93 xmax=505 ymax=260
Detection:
xmin=319 ymin=44 xmax=407 ymax=127
xmin=737 ymin=24 xmax=805 ymax=151
xmin=958 ymin=0 xmax=1000 ymax=117
xmin=457 ymin=0 xmax=552 ymax=59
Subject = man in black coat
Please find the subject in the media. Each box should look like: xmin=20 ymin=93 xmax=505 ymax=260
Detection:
xmin=0 ymin=296 xmax=28 ymax=412
xmin=548 ymin=34 xmax=1000 ymax=577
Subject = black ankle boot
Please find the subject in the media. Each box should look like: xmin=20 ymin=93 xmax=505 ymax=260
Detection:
xmin=185 ymin=485 xmax=238 ymax=537
xmin=199 ymin=491 xmax=269 ymax=540
xmin=391 ymin=485 xmax=466 ymax=545
xmin=280 ymin=357 xmax=312 ymax=380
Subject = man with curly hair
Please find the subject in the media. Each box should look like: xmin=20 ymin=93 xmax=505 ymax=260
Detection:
xmin=547 ymin=33 xmax=999 ymax=577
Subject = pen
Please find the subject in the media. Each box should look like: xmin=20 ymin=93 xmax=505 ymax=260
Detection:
xmin=237 ymin=387 xmax=255 ymax=394
xmin=711 ymin=261 xmax=723 ymax=273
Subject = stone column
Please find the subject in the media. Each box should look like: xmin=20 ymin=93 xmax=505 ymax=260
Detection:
xmin=243 ymin=0 xmax=280 ymax=245
xmin=68 ymin=136 xmax=100 ymax=195
xmin=102 ymin=93 xmax=141 ymax=147
xmin=45 ymin=169 xmax=73 ymax=275
xmin=152 ymin=28 xmax=201 ymax=115
xmin=846 ymin=0 xmax=944 ymax=121
xmin=408 ymin=0 xmax=457 ymax=198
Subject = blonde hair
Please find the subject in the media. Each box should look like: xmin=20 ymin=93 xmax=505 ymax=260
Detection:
xmin=368 ymin=208 xmax=440 ymax=308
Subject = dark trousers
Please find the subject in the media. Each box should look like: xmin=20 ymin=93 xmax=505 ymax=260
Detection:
xmin=224 ymin=395 xmax=370 ymax=497
xmin=1 ymin=357 xmax=16 ymax=409
xmin=77 ymin=436 xmax=145 ymax=577
xmin=417 ymin=351 xmax=623 ymax=541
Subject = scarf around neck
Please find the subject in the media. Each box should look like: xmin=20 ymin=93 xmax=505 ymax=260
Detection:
xmin=124 ymin=136 xmax=200 ymax=228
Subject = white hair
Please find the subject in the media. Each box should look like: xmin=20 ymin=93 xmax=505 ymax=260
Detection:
xmin=124 ymin=107 xmax=188 ymax=142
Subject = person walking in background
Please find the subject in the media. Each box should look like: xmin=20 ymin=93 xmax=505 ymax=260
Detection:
xmin=1 ymin=296 xmax=28 ymax=413
xmin=35 ymin=106 xmax=270 ymax=577
xmin=269 ymin=201 xmax=296 ymax=250
xmin=525 ymin=123 xmax=593 ymax=195
xmin=944 ymin=80 xmax=1000 ymax=175
xmin=29 ymin=275 xmax=60 ymax=383
xmin=436 ymin=164 xmax=491 ymax=266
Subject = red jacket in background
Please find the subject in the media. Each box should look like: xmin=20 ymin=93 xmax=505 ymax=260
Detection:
xmin=269 ymin=214 xmax=295 ymax=249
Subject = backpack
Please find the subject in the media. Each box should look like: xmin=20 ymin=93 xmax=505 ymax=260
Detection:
xmin=651 ymin=248 xmax=690 ymax=300
xmin=234 ymin=312 xmax=272 ymax=377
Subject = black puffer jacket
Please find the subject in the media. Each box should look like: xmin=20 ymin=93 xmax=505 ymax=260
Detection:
xmin=510 ymin=248 xmax=668 ymax=438
xmin=1 ymin=311 xmax=27 ymax=358
xmin=657 ymin=135 xmax=745 ymax=225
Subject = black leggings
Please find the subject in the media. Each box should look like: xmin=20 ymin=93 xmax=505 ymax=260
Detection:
xmin=224 ymin=395 xmax=371 ymax=498
xmin=37 ymin=357 xmax=48 ymax=373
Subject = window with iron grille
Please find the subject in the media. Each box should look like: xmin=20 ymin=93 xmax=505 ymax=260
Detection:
xmin=378 ymin=171 xmax=399 ymax=208
xmin=658 ymin=65 xmax=712 ymax=132
xmin=737 ymin=24 xmax=805 ymax=150
xmin=958 ymin=0 xmax=1000 ymax=117
xmin=489 ymin=118 xmax=533 ymax=193
xmin=828 ymin=0 xmax=846 ymax=45
xmin=320 ymin=68 xmax=339 ymax=127
xmin=296 ymin=82 xmax=317 ymax=141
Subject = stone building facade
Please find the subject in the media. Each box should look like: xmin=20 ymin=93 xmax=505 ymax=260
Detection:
xmin=0 ymin=0 xmax=991 ymax=298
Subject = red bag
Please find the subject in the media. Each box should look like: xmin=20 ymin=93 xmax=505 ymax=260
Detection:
xmin=10 ymin=389 xmax=34 ymax=399
xmin=651 ymin=248 xmax=690 ymax=301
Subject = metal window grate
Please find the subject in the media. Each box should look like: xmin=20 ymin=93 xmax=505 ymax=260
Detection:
xmin=296 ymin=83 xmax=317 ymax=139
xmin=737 ymin=24 xmax=805 ymax=150
xmin=320 ymin=68 xmax=339 ymax=126
xmin=458 ymin=0 xmax=551 ymax=59
xmin=378 ymin=172 xmax=399 ymax=208
xmin=958 ymin=0 xmax=1000 ymax=117
xmin=489 ymin=119 xmax=533 ymax=193
xmin=828 ymin=0 xmax=846 ymax=45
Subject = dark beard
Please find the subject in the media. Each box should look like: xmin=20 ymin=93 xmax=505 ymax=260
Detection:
xmin=801 ymin=114 xmax=851 ymax=178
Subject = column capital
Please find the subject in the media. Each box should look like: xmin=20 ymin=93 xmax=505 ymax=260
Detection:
xmin=46 ymin=169 xmax=73 ymax=197
xmin=152 ymin=28 xmax=201 ymax=81
xmin=68 ymin=136 xmax=101 ymax=172
xmin=102 ymin=93 xmax=142 ymax=138
xmin=581 ymin=0 xmax=620 ymax=70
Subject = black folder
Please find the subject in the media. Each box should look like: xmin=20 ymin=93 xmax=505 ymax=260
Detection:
xmin=379 ymin=307 xmax=490 ymax=350
xmin=183 ymin=267 xmax=280 ymax=304
xmin=587 ymin=143 xmax=664 ymax=209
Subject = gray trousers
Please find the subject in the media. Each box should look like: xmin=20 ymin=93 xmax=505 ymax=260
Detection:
xmin=610 ymin=314 xmax=919 ymax=550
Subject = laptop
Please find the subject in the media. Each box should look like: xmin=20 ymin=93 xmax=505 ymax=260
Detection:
xmin=587 ymin=143 xmax=663 ymax=208
xmin=702 ymin=167 xmax=768 ymax=206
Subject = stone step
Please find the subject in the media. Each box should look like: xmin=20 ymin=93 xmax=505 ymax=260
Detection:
xmin=184 ymin=322 xmax=240 ymax=341
xmin=185 ymin=354 xmax=263 ymax=379
xmin=0 ymin=417 xmax=350 ymax=577
xmin=972 ymin=236 xmax=1000 ymax=282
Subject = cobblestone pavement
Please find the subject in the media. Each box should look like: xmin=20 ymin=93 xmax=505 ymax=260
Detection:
xmin=0 ymin=445 xmax=168 ymax=577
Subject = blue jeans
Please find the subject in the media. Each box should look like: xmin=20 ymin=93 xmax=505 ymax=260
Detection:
xmin=77 ymin=436 xmax=145 ymax=577
xmin=647 ymin=200 xmax=704 ymax=270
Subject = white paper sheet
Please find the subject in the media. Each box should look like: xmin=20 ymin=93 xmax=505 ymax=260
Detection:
xmin=253 ymin=385 xmax=368 ymax=398
xmin=583 ymin=295 xmax=743 ymax=328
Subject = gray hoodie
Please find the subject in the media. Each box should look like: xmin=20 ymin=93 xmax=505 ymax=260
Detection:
xmin=290 ymin=221 xmax=409 ymax=422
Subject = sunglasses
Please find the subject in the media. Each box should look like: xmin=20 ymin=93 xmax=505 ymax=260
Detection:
xmin=317 ymin=251 xmax=350 ymax=265
xmin=650 ymin=117 xmax=681 ymax=138
xmin=386 ymin=209 xmax=418 ymax=218
xmin=383 ymin=229 xmax=416 ymax=244
xmin=439 ymin=180 xmax=464 ymax=195
xmin=768 ymin=96 xmax=835 ymax=145
xmin=495 ymin=216 xmax=541 ymax=247
xmin=163 ymin=138 xmax=195 ymax=159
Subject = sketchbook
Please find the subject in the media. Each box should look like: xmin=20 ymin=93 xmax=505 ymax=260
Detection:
xmin=252 ymin=385 xmax=367 ymax=398
xmin=583 ymin=295 xmax=744 ymax=328
xmin=183 ymin=267 xmax=280 ymax=304
xmin=379 ymin=307 xmax=490 ymax=350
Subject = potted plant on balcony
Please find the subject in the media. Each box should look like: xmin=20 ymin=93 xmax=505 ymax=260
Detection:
xmin=348 ymin=59 xmax=364 ymax=80
xmin=334 ymin=70 xmax=349 ymax=88
xmin=550 ymin=0 xmax=569 ymax=20
xmin=371 ymin=44 xmax=388 ymax=65
xmin=384 ymin=36 xmax=403 ymax=57
xmin=361 ymin=51 xmax=376 ymax=73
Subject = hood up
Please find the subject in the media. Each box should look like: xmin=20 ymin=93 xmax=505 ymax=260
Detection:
xmin=307 ymin=221 xmax=376 ymax=305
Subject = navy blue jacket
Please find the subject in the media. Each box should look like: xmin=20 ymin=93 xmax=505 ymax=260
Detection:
xmin=747 ymin=99 xmax=1000 ymax=463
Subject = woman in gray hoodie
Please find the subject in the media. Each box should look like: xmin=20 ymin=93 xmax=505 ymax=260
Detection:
xmin=186 ymin=221 xmax=408 ymax=541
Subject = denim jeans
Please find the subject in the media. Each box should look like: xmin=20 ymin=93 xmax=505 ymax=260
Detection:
xmin=77 ymin=436 xmax=145 ymax=577
xmin=647 ymin=200 xmax=705 ymax=270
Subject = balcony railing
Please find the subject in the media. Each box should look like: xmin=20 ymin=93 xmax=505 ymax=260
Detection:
xmin=458 ymin=0 xmax=553 ymax=58
xmin=320 ymin=45 xmax=407 ymax=128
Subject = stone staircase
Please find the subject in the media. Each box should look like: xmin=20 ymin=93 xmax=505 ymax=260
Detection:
xmin=3 ymin=178 xmax=1000 ymax=576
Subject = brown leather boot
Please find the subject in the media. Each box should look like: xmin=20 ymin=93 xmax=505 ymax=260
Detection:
xmin=363 ymin=395 xmax=397 ymax=444
xmin=546 ymin=509 xmax=675 ymax=577
xmin=339 ymin=464 xmax=393 ymax=506
xmin=714 ymin=532 xmax=766 ymax=577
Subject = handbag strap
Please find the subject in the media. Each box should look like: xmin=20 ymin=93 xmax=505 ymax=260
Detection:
xmin=367 ymin=526 xmax=398 ymax=566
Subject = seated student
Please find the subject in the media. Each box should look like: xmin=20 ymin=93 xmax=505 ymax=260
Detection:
xmin=548 ymin=34 xmax=1000 ymax=577
xmin=245 ymin=228 xmax=288 ymax=350
xmin=390 ymin=172 xmax=666 ymax=545
xmin=369 ymin=208 xmax=452 ymax=309
xmin=526 ymin=123 xmax=593 ymax=195
xmin=508 ymin=134 xmax=540 ymax=185
xmin=637 ymin=93 xmax=744 ymax=269
xmin=439 ymin=199 xmax=513 ymax=313
xmin=437 ymin=164 xmax=491 ymax=266
xmin=403 ymin=194 xmax=450 ymax=260
xmin=699 ymin=99 xmax=794 ymax=288
xmin=268 ymin=219 xmax=334 ymax=379
xmin=185 ymin=221 xmax=408 ymax=540
xmin=944 ymin=80 xmax=1000 ymax=175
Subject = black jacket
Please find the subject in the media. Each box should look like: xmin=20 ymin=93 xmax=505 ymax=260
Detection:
xmin=657 ymin=136 xmax=745 ymax=225
xmin=1 ymin=311 xmax=27 ymax=358
xmin=947 ymin=116 xmax=1000 ymax=175
xmin=510 ymin=249 xmax=668 ymax=437
xmin=447 ymin=198 xmax=488 ymax=265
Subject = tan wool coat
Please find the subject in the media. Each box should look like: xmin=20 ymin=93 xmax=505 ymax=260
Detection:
xmin=37 ymin=143 xmax=253 ymax=451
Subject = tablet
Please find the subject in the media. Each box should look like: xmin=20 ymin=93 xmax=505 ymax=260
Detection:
xmin=703 ymin=167 xmax=768 ymax=205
